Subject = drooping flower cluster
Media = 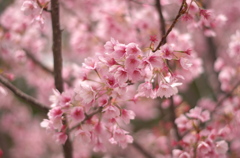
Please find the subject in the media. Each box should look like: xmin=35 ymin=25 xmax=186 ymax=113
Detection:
xmin=41 ymin=37 xmax=199 ymax=149
xmin=173 ymin=106 xmax=229 ymax=157
xmin=215 ymin=30 xmax=240 ymax=92
xmin=1 ymin=0 xmax=240 ymax=157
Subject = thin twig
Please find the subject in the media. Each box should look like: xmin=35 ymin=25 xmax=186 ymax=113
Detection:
xmin=0 ymin=75 xmax=49 ymax=113
xmin=155 ymin=0 xmax=166 ymax=38
xmin=24 ymin=49 xmax=72 ymax=86
xmin=50 ymin=0 xmax=73 ymax=157
xmin=24 ymin=50 xmax=53 ymax=75
xmin=132 ymin=141 xmax=154 ymax=158
xmin=169 ymin=97 xmax=182 ymax=149
xmin=43 ymin=8 xmax=52 ymax=13
xmin=153 ymin=0 xmax=187 ymax=52
xmin=215 ymin=80 xmax=240 ymax=108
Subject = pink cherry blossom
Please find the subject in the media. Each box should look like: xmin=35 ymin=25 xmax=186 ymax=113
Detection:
xmin=180 ymin=57 xmax=192 ymax=70
xmin=55 ymin=132 xmax=68 ymax=144
xmin=121 ymin=109 xmax=135 ymax=124
xmin=21 ymin=1 xmax=38 ymax=15
xmin=71 ymin=107 xmax=85 ymax=122
xmin=126 ymin=43 xmax=141 ymax=55
xmin=125 ymin=54 xmax=141 ymax=72
xmin=75 ymin=129 xmax=92 ymax=143
xmin=160 ymin=44 xmax=175 ymax=60
xmin=197 ymin=141 xmax=211 ymax=155
xmin=186 ymin=107 xmax=210 ymax=122
xmin=113 ymin=44 xmax=126 ymax=58
xmin=172 ymin=149 xmax=191 ymax=158
xmin=75 ymin=83 xmax=96 ymax=104
xmin=103 ymin=106 xmax=120 ymax=119
xmin=215 ymin=140 xmax=228 ymax=154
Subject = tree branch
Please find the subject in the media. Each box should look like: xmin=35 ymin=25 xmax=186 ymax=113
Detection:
xmin=24 ymin=49 xmax=72 ymax=86
xmin=155 ymin=0 xmax=166 ymax=38
xmin=50 ymin=0 xmax=73 ymax=157
xmin=0 ymin=75 xmax=49 ymax=113
xmin=51 ymin=0 xmax=64 ymax=93
xmin=169 ymin=97 xmax=182 ymax=149
xmin=153 ymin=0 xmax=187 ymax=52
xmin=24 ymin=50 xmax=53 ymax=75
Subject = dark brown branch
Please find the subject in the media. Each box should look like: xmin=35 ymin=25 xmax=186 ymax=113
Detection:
xmin=153 ymin=0 xmax=187 ymax=52
xmin=132 ymin=141 xmax=154 ymax=158
xmin=51 ymin=0 xmax=64 ymax=93
xmin=43 ymin=8 xmax=52 ymax=13
xmin=0 ymin=75 xmax=49 ymax=113
xmin=50 ymin=0 xmax=72 ymax=157
xmin=155 ymin=0 xmax=166 ymax=38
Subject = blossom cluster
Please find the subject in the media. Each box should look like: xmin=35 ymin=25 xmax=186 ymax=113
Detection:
xmin=1 ymin=0 xmax=240 ymax=157
xmin=41 ymin=37 xmax=199 ymax=150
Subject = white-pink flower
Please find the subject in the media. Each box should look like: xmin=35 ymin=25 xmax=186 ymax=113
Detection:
xmin=187 ymin=107 xmax=210 ymax=122
xmin=175 ymin=114 xmax=192 ymax=132
xmin=114 ymin=67 xmax=128 ymax=84
xmin=48 ymin=107 xmax=63 ymax=120
xmin=129 ymin=69 xmax=143 ymax=83
xmin=180 ymin=57 xmax=192 ymax=70
xmin=215 ymin=140 xmax=228 ymax=154
xmin=172 ymin=149 xmax=191 ymax=158
xmin=125 ymin=55 xmax=141 ymax=73
xmin=104 ymin=38 xmax=119 ymax=53
xmin=21 ymin=1 xmax=38 ymax=15
xmin=75 ymin=83 xmax=96 ymax=104
xmin=75 ymin=129 xmax=91 ymax=143
xmin=137 ymin=82 xmax=156 ymax=99
xmin=121 ymin=109 xmax=135 ymax=124
xmin=55 ymin=132 xmax=68 ymax=144
xmin=109 ymin=127 xmax=133 ymax=148
xmin=156 ymin=83 xmax=178 ymax=98
xmin=147 ymin=54 xmax=164 ymax=68
xmin=126 ymin=43 xmax=141 ymax=55
xmin=103 ymin=106 xmax=120 ymax=119
xmin=161 ymin=44 xmax=175 ymax=60
xmin=71 ymin=107 xmax=85 ymax=122
xmin=197 ymin=141 xmax=211 ymax=155
xmin=113 ymin=43 xmax=126 ymax=58
xmin=82 ymin=57 xmax=98 ymax=70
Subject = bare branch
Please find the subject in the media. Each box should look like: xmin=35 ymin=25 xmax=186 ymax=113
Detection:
xmin=169 ymin=97 xmax=182 ymax=149
xmin=51 ymin=0 xmax=64 ymax=93
xmin=0 ymin=75 xmax=49 ymax=113
xmin=50 ymin=0 xmax=73 ymax=157
xmin=24 ymin=50 xmax=53 ymax=75
xmin=155 ymin=0 xmax=166 ymax=38
xmin=24 ymin=49 xmax=72 ymax=86
xmin=153 ymin=0 xmax=187 ymax=52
